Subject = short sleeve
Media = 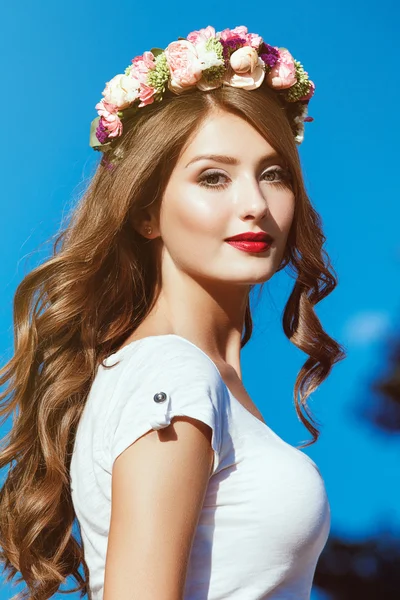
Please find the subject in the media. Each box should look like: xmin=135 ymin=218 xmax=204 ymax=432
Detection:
xmin=105 ymin=337 xmax=225 ymax=476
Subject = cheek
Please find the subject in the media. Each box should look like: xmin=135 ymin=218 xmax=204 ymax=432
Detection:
xmin=161 ymin=184 xmax=228 ymax=241
xmin=271 ymin=192 xmax=295 ymax=234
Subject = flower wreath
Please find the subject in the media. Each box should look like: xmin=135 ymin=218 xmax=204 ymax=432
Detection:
xmin=89 ymin=25 xmax=315 ymax=167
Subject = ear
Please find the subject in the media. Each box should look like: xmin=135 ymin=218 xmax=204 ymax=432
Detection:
xmin=130 ymin=207 xmax=160 ymax=239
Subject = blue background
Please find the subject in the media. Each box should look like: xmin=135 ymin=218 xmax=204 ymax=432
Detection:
xmin=1 ymin=1 xmax=399 ymax=599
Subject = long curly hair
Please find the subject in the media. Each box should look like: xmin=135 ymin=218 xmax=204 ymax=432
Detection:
xmin=0 ymin=82 xmax=346 ymax=599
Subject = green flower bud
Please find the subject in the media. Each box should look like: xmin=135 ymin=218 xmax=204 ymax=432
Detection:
xmin=205 ymin=38 xmax=224 ymax=61
xmin=283 ymin=60 xmax=312 ymax=102
xmin=147 ymin=53 xmax=170 ymax=95
xmin=202 ymin=64 xmax=226 ymax=83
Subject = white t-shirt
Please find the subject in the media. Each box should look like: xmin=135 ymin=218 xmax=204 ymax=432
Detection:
xmin=70 ymin=334 xmax=331 ymax=600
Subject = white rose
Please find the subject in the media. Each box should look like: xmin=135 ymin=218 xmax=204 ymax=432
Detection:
xmin=102 ymin=74 xmax=140 ymax=109
xmin=230 ymin=46 xmax=259 ymax=74
xmin=223 ymin=56 xmax=266 ymax=90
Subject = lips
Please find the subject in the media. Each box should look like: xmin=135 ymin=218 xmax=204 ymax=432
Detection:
xmin=226 ymin=239 xmax=272 ymax=254
xmin=225 ymin=231 xmax=274 ymax=243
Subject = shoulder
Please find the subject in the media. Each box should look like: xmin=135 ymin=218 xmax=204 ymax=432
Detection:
xmin=104 ymin=335 xmax=228 ymax=473
xmin=118 ymin=334 xmax=225 ymax=391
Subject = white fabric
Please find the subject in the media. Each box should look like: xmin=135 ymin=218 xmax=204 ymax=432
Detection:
xmin=70 ymin=334 xmax=331 ymax=600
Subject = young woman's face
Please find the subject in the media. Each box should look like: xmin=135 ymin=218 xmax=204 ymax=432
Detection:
xmin=158 ymin=110 xmax=295 ymax=286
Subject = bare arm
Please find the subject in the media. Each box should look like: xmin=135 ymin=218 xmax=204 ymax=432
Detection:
xmin=103 ymin=415 xmax=214 ymax=600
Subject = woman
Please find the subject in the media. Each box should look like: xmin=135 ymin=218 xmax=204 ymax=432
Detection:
xmin=0 ymin=24 xmax=345 ymax=600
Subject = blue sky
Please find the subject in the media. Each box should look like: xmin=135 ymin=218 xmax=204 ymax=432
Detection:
xmin=1 ymin=1 xmax=399 ymax=599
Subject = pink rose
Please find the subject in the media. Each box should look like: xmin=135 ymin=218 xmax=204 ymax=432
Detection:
xmin=96 ymin=100 xmax=118 ymax=117
xmin=230 ymin=46 xmax=258 ymax=74
xmin=96 ymin=101 xmax=123 ymax=138
xmin=245 ymin=32 xmax=263 ymax=49
xmin=138 ymin=83 xmax=156 ymax=107
xmin=218 ymin=26 xmax=262 ymax=49
xmin=266 ymin=48 xmax=297 ymax=90
xmin=187 ymin=25 xmax=216 ymax=45
xmin=219 ymin=25 xmax=249 ymax=42
xmin=164 ymin=40 xmax=203 ymax=93
xmin=130 ymin=51 xmax=156 ymax=85
xmin=103 ymin=114 xmax=123 ymax=138
xmin=223 ymin=56 xmax=266 ymax=90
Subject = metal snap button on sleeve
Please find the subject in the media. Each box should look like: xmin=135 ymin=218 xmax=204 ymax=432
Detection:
xmin=150 ymin=391 xmax=171 ymax=430
xmin=153 ymin=391 xmax=168 ymax=403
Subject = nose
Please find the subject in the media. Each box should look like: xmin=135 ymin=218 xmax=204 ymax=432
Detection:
xmin=235 ymin=174 xmax=270 ymax=222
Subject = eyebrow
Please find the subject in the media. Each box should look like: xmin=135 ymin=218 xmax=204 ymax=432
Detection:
xmin=185 ymin=152 xmax=282 ymax=169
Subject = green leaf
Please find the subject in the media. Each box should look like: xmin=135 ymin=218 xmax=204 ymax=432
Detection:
xmin=150 ymin=47 xmax=164 ymax=57
xmin=89 ymin=117 xmax=112 ymax=151
xmin=89 ymin=117 xmax=101 ymax=148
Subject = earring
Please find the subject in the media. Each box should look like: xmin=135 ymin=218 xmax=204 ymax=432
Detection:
xmin=145 ymin=226 xmax=152 ymax=235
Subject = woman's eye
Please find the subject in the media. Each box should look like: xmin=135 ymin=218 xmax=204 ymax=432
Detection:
xmin=197 ymin=171 xmax=227 ymax=189
xmin=263 ymin=168 xmax=285 ymax=182
xmin=197 ymin=167 xmax=292 ymax=190
xmin=261 ymin=167 xmax=292 ymax=187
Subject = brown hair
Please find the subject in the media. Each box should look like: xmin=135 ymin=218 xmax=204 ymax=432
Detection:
xmin=0 ymin=83 xmax=345 ymax=599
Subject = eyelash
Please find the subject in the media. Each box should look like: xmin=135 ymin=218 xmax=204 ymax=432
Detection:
xmin=197 ymin=167 xmax=293 ymax=191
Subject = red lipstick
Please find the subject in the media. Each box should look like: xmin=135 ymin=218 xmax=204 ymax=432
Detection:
xmin=225 ymin=231 xmax=274 ymax=254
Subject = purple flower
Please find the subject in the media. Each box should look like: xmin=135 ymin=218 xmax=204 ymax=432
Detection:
xmin=96 ymin=118 xmax=109 ymax=144
xmin=220 ymin=36 xmax=248 ymax=62
xmin=260 ymin=43 xmax=280 ymax=69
